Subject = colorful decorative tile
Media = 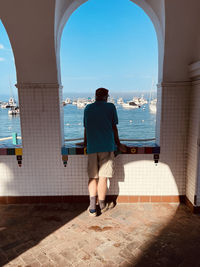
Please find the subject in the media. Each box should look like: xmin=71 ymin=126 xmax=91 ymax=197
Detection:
xmin=68 ymin=147 xmax=76 ymax=155
xmin=0 ymin=148 xmax=7 ymax=155
xmin=145 ymin=147 xmax=153 ymax=154
xmin=76 ymin=147 xmax=84 ymax=155
xmin=126 ymin=146 xmax=137 ymax=154
xmin=7 ymin=148 xmax=15 ymax=155
xmin=15 ymin=148 xmax=23 ymax=155
xmin=153 ymin=147 xmax=160 ymax=153
xmin=16 ymin=155 xmax=22 ymax=161
xmin=61 ymin=147 xmax=68 ymax=155
xmin=137 ymin=147 xmax=145 ymax=154
xmin=62 ymin=155 xmax=68 ymax=161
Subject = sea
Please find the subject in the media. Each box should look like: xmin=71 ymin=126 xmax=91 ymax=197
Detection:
xmin=0 ymin=93 xmax=157 ymax=147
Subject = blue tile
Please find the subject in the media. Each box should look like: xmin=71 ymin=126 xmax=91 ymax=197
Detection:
xmin=61 ymin=147 xmax=68 ymax=155
xmin=68 ymin=147 xmax=76 ymax=155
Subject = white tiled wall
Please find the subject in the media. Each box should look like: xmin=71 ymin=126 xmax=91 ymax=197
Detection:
xmin=186 ymin=81 xmax=200 ymax=205
xmin=0 ymin=83 xmax=191 ymax=198
xmin=159 ymin=83 xmax=190 ymax=196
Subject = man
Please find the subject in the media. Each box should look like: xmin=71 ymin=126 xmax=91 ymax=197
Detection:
xmin=84 ymin=88 xmax=126 ymax=216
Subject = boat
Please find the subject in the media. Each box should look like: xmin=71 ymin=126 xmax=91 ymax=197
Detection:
xmin=149 ymin=99 xmax=157 ymax=113
xmin=65 ymin=98 xmax=72 ymax=104
xmin=72 ymin=100 xmax=77 ymax=105
xmin=62 ymin=101 xmax=67 ymax=106
xmin=76 ymin=99 xmax=87 ymax=109
xmin=77 ymin=102 xmax=86 ymax=109
xmin=117 ymin=97 xmax=124 ymax=104
xmin=1 ymin=102 xmax=8 ymax=108
xmin=8 ymin=97 xmax=17 ymax=107
xmin=1 ymin=97 xmax=17 ymax=108
xmin=132 ymin=95 xmax=148 ymax=106
xmin=8 ymin=106 xmax=20 ymax=115
xmin=122 ymin=101 xmax=139 ymax=109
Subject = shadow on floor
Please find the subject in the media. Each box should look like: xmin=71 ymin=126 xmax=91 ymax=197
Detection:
xmin=0 ymin=203 xmax=200 ymax=266
xmin=0 ymin=202 xmax=88 ymax=266
xmin=132 ymin=205 xmax=200 ymax=267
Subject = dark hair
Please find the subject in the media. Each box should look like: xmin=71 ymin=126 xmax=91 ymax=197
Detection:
xmin=95 ymin=88 xmax=109 ymax=100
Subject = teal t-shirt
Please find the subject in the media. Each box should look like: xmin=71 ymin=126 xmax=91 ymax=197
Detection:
xmin=84 ymin=101 xmax=118 ymax=154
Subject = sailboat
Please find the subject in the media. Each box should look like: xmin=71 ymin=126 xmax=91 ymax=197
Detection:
xmin=149 ymin=79 xmax=157 ymax=114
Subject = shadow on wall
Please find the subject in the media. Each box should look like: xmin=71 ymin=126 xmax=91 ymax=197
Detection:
xmin=107 ymin=152 xmax=182 ymax=202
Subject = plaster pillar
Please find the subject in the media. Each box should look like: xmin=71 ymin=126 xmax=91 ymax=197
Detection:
xmin=187 ymin=62 xmax=200 ymax=206
xmin=158 ymin=82 xmax=190 ymax=195
xmin=15 ymin=83 xmax=64 ymax=189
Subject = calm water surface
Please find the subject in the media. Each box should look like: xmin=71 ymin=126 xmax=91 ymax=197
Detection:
xmin=0 ymin=99 xmax=156 ymax=147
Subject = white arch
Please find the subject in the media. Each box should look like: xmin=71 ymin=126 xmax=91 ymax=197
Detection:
xmin=55 ymin=0 xmax=165 ymax=84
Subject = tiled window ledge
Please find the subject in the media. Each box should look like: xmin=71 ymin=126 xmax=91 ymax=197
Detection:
xmin=62 ymin=143 xmax=160 ymax=155
xmin=61 ymin=143 xmax=160 ymax=166
xmin=0 ymin=148 xmax=23 ymax=166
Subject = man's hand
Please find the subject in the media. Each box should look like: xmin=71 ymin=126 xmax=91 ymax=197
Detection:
xmin=118 ymin=143 xmax=127 ymax=153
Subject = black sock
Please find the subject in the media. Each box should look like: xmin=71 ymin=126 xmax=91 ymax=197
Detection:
xmin=90 ymin=196 xmax=97 ymax=210
xmin=99 ymin=200 xmax=105 ymax=210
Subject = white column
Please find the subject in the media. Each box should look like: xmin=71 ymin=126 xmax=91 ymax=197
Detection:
xmin=187 ymin=62 xmax=200 ymax=206
xmin=159 ymin=81 xmax=191 ymax=196
xmin=14 ymin=83 xmax=64 ymax=194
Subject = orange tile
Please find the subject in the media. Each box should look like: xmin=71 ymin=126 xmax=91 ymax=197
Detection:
xmin=129 ymin=196 xmax=139 ymax=203
xmin=151 ymin=196 xmax=162 ymax=202
xmin=161 ymin=196 xmax=172 ymax=202
xmin=140 ymin=196 xmax=150 ymax=202
xmin=171 ymin=196 xmax=181 ymax=203
xmin=117 ymin=196 xmax=129 ymax=203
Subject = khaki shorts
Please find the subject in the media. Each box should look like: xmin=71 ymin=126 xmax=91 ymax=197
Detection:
xmin=87 ymin=152 xmax=115 ymax=178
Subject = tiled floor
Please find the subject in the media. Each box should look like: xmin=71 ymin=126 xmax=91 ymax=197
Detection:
xmin=0 ymin=202 xmax=200 ymax=267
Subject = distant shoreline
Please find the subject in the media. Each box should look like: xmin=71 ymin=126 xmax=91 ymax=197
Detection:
xmin=0 ymin=90 xmax=157 ymax=102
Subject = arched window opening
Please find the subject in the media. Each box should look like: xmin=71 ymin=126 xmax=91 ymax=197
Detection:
xmin=60 ymin=0 xmax=158 ymax=146
xmin=0 ymin=20 xmax=21 ymax=148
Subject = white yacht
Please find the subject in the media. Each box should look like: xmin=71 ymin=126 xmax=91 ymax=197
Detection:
xmin=8 ymin=97 xmax=17 ymax=107
xmin=1 ymin=102 xmax=8 ymax=108
xmin=122 ymin=101 xmax=139 ymax=109
xmin=8 ymin=106 xmax=20 ymax=115
xmin=132 ymin=95 xmax=148 ymax=106
xmin=1 ymin=97 xmax=17 ymax=108
xmin=65 ymin=98 xmax=72 ymax=104
xmin=76 ymin=99 xmax=87 ymax=109
xmin=149 ymin=99 xmax=157 ymax=113
xmin=72 ymin=99 xmax=77 ymax=105
xmin=117 ymin=97 xmax=124 ymax=104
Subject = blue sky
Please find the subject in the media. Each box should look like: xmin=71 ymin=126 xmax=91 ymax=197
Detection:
xmin=0 ymin=0 xmax=158 ymax=99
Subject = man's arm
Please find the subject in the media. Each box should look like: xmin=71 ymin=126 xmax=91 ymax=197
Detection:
xmin=112 ymin=125 xmax=127 ymax=152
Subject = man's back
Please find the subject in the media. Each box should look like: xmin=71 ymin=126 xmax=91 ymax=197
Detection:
xmin=84 ymin=101 xmax=118 ymax=154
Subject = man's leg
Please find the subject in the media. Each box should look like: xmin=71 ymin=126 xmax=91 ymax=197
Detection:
xmin=98 ymin=152 xmax=114 ymax=212
xmin=88 ymin=178 xmax=98 ymax=212
xmin=98 ymin=177 xmax=107 ymax=210
xmin=87 ymin=153 xmax=98 ymax=215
